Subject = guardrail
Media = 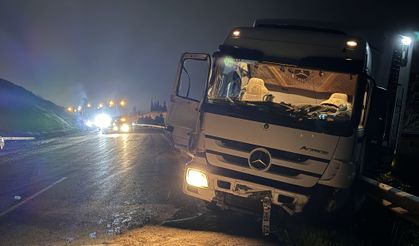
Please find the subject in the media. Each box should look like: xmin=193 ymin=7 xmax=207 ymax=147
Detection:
xmin=360 ymin=175 xmax=419 ymax=225
xmin=131 ymin=123 xmax=166 ymax=129
xmin=0 ymin=136 xmax=35 ymax=150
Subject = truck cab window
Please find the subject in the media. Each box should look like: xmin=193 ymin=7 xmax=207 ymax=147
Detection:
xmin=177 ymin=59 xmax=209 ymax=101
xmin=208 ymin=56 xmax=358 ymax=125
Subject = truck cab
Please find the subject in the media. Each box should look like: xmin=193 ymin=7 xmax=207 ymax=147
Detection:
xmin=166 ymin=20 xmax=411 ymax=216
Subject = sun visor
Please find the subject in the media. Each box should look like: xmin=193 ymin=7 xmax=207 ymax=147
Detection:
xmin=219 ymin=26 xmax=368 ymax=74
xmin=218 ymin=44 xmax=365 ymax=74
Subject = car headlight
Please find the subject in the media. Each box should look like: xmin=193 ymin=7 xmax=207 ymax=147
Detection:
xmin=186 ymin=168 xmax=208 ymax=188
xmin=94 ymin=113 xmax=112 ymax=128
xmin=120 ymin=123 xmax=130 ymax=132
xmin=85 ymin=120 xmax=94 ymax=127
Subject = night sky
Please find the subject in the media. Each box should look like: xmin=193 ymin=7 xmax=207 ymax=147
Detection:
xmin=1 ymin=0 xmax=418 ymax=111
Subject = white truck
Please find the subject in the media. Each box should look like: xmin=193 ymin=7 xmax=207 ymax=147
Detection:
xmin=166 ymin=20 xmax=414 ymax=232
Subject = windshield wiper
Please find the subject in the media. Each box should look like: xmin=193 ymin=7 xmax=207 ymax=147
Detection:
xmin=247 ymin=100 xmax=295 ymax=112
xmin=208 ymin=97 xmax=248 ymax=107
xmin=226 ymin=95 xmax=234 ymax=104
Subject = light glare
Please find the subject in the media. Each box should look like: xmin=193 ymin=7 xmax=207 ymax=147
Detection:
xmin=120 ymin=124 xmax=130 ymax=132
xmin=232 ymin=30 xmax=240 ymax=37
xmin=85 ymin=120 xmax=93 ymax=127
xmin=94 ymin=113 xmax=112 ymax=128
xmin=401 ymin=36 xmax=412 ymax=46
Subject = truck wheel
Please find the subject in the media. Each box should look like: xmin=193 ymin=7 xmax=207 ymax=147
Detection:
xmin=304 ymin=186 xmax=355 ymax=224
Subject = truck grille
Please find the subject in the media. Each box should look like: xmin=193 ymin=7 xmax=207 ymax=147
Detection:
xmin=205 ymin=135 xmax=329 ymax=188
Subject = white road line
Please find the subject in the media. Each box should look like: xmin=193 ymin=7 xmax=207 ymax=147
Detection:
xmin=0 ymin=177 xmax=68 ymax=217
xmin=2 ymin=137 xmax=35 ymax=140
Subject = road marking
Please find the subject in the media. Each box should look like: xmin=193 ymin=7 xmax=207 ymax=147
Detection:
xmin=2 ymin=137 xmax=35 ymax=140
xmin=0 ymin=177 xmax=68 ymax=217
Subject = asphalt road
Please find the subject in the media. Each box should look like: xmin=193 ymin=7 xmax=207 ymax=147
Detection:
xmin=3 ymin=130 xmax=415 ymax=246
xmin=0 ymin=131 xmax=182 ymax=244
xmin=0 ymin=131 xmax=270 ymax=245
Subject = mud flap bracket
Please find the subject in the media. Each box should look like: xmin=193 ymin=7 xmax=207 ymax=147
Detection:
xmin=261 ymin=196 xmax=272 ymax=236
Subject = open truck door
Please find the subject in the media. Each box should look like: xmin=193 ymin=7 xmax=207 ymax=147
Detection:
xmin=166 ymin=53 xmax=211 ymax=151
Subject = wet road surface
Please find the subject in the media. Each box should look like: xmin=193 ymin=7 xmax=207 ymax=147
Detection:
xmin=0 ymin=131 xmax=269 ymax=245
xmin=1 ymin=131 xmax=417 ymax=245
xmin=0 ymin=131 xmax=183 ymax=244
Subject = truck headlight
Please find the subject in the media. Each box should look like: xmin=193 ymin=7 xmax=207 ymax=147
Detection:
xmin=186 ymin=168 xmax=208 ymax=188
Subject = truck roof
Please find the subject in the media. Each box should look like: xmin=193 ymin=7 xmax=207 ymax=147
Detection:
xmin=220 ymin=19 xmax=369 ymax=74
xmin=253 ymin=19 xmax=348 ymax=35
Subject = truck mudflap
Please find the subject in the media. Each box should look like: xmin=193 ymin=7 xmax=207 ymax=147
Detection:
xmin=214 ymin=190 xmax=273 ymax=236
xmin=233 ymin=188 xmax=273 ymax=236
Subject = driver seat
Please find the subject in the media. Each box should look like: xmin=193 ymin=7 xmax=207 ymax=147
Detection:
xmin=241 ymin=78 xmax=269 ymax=102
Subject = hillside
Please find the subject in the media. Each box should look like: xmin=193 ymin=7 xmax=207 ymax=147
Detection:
xmin=0 ymin=78 xmax=77 ymax=136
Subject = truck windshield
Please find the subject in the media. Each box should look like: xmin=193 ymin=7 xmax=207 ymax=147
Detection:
xmin=207 ymin=57 xmax=358 ymax=124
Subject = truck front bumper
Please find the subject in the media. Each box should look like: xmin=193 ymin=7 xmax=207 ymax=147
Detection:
xmin=183 ymin=157 xmax=310 ymax=214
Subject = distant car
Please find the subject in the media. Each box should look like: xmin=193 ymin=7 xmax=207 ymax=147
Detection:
xmin=103 ymin=116 xmax=131 ymax=134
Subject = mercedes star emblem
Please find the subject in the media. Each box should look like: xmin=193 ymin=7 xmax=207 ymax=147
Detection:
xmin=248 ymin=148 xmax=271 ymax=171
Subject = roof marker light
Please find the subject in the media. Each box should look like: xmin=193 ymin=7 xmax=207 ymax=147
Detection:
xmin=232 ymin=30 xmax=240 ymax=37
xmin=346 ymin=40 xmax=357 ymax=48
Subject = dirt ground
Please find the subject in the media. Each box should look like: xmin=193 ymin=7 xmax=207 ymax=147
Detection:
xmin=107 ymin=225 xmax=274 ymax=246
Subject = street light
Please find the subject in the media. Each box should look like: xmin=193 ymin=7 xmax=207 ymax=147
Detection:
xmin=87 ymin=103 xmax=91 ymax=108
xmin=109 ymin=100 xmax=114 ymax=107
xmin=120 ymin=100 xmax=126 ymax=107
xmin=67 ymin=106 xmax=73 ymax=112
xmin=98 ymin=103 xmax=104 ymax=109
